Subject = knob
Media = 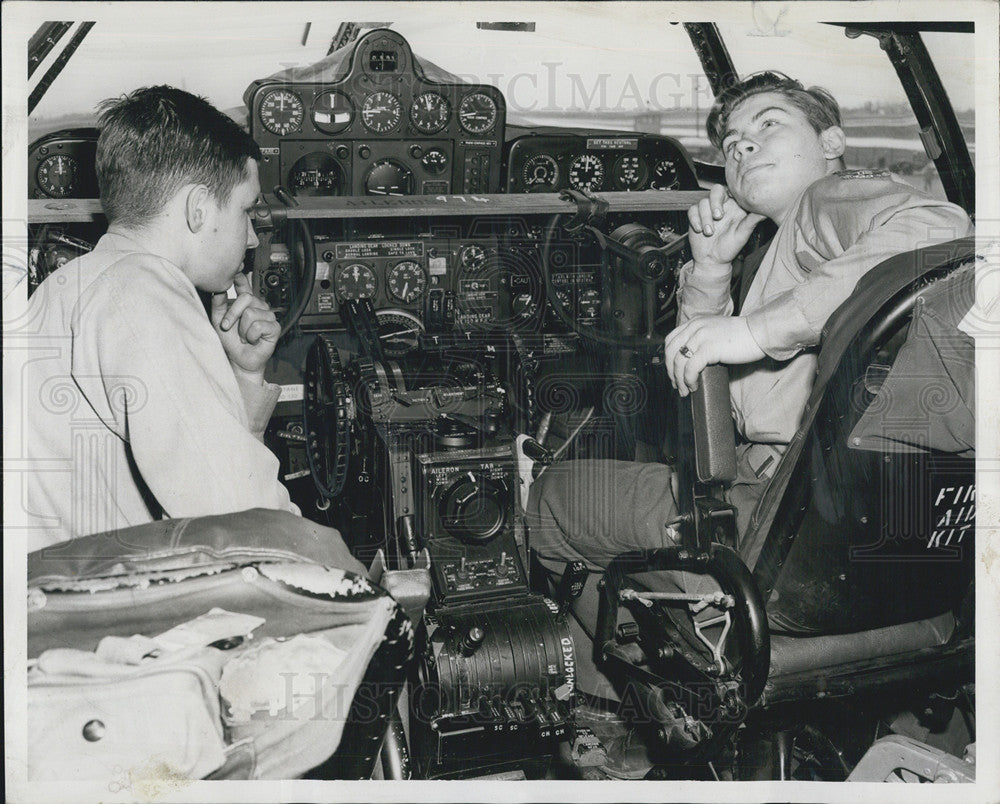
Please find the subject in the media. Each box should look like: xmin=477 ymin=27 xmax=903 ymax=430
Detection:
xmin=82 ymin=720 xmax=106 ymax=742
xmin=358 ymin=145 xmax=371 ymax=159
xmin=460 ymin=626 xmax=485 ymax=657
xmin=335 ymin=145 xmax=350 ymax=160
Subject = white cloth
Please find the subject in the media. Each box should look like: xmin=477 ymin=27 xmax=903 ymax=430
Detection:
xmin=678 ymin=171 xmax=974 ymax=444
xmin=22 ymin=231 xmax=298 ymax=550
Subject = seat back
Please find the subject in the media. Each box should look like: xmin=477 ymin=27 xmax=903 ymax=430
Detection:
xmin=740 ymin=238 xmax=977 ymax=634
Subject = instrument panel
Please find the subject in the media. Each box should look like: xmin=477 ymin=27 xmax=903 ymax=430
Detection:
xmin=28 ymin=29 xmax=695 ymax=343
xmin=256 ymin=229 xmax=621 ymax=343
xmin=505 ymin=133 xmax=698 ymax=194
xmin=258 ymin=235 xmax=522 ymax=335
xmin=28 ymin=129 xmax=99 ymax=199
xmin=245 ymin=29 xmax=505 ymax=197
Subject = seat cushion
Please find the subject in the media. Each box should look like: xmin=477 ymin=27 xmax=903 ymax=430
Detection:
xmin=768 ymin=611 xmax=954 ymax=679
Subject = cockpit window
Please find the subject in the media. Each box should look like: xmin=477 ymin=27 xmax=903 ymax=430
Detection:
xmin=717 ymin=21 xmax=974 ymax=201
xmin=391 ymin=14 xmax=710 ymax=133
xmin=29 ymin=12 xmax=710 ymax=140
xmin=921 ymin=31 xmax=976 ymax=174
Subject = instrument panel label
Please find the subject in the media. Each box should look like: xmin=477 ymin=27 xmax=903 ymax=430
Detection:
xmin=335 ymin=241 xmax=424 ymax=259
xmin=587 ymin=137 xmax=639 ymax=150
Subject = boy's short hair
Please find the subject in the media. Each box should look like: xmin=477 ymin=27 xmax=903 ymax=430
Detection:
xmin=706 ymin=71 xmax=842 ymax=151
xmin=96 ymin=85 xmax=261 ymax=227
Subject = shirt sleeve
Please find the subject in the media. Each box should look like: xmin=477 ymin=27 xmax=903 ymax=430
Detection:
xmin=235 ymin=373 xmax=283 ymax=440
xmin=744 ymin=174 xmax=974 ymax=361
xmin=676 ymin=259 xmax=735 ymax=324
xmin=73 ymin=257 xmax=300 ymax=519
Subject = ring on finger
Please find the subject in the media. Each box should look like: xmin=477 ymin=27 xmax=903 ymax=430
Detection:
xmin=679 ymin=345 xmax=693 ymax=358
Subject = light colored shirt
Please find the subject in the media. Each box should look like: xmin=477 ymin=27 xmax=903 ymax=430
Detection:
xmin=21 ymin=231 xmax=298 ymax=550
xmin=678 ymin=171 xmax=974 ymax=444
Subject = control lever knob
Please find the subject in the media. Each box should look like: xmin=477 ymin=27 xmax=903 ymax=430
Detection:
xmin=460 ymin=626 xmax=485 ymax=657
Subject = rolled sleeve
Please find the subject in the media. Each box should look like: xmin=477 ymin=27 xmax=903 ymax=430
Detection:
xmin=677 ymin=259 xmax=735 ymax=324
xmin=744 ymin=289 xmax=811 ymax=361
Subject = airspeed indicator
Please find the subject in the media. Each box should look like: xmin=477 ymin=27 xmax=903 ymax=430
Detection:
xmin=568 ymin=154 xmax=605 ymax=191
xmin=259 ymin=89 xmax=304 ymax=136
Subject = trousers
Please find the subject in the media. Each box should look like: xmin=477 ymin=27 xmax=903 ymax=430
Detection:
xmin=525 ymin=443 xmax=779 ymax=571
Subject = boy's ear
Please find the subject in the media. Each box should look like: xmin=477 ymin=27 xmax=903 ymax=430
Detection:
xmin=184 ymin=184 xmax=211 ymax=233
xmin=821 ymin=126 xmax=846 ymax=162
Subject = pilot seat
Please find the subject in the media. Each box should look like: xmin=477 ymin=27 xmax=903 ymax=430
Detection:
xmin=535 ymin=236 xmax=978 ymax=780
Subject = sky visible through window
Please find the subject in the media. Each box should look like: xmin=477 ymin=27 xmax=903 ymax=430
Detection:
xmin=27 ymin=4 xmax=973 ymax=200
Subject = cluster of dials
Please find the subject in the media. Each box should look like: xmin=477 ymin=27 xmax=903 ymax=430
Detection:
xmin=258 ymin=87 xmax=499 ymax=138
xmin=325 ymin=243 xmax=489 ymax=303
xmin=288 ymin=148 xmax=448 ymax=198
xmin=521 ymin=152 xmax=680 ymax=192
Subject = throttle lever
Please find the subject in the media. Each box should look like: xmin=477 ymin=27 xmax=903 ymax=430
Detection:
xmin=340 ymin=298 xmax=386 ymax=363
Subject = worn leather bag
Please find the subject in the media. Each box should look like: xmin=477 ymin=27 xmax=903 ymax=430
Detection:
xmin=27 ymin=509 xmax=410 ymax=782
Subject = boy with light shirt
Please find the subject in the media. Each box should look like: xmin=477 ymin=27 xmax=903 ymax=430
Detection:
xmin=23 ymin=86 xmax=300 ymax=549
xmin=525 ymin=72 xmax=974 ymax=566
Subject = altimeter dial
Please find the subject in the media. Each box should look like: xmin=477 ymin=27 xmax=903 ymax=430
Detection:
xmin=361 ymin=91 xmax=402 ymax=133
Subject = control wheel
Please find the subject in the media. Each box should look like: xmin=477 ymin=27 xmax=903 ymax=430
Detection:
xmin=303 ymin=334 xmax=353 ymax=499
xmin=438 ymin=473 xmax=508 ymax=543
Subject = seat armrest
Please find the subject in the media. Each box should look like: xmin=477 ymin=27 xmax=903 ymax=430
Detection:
xmin=691 ymin=365 xmax=736 ymax=483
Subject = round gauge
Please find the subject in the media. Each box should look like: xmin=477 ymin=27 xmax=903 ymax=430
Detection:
xmin=35 ymin=154 xmax=79 ymax=198
xmin=311 ymin=90 xmax=354 ymax=135
xmin=651 ymin=158 xmax=680 ymax=190
xmin=568 ymin=154 xmax=605 ymax=192
xmin=578 ymin=288 xmax=601 ymax=321
xmin=410 ymin=92 xmax=451 ymax=134
xmin=334 ymin=263 xmax=377 ymax=301
xmin=522 ymin=154 xmax=559 ymax=190
xmin=512 ymin=292 xmax=538 ymax=322
xmin=552 ymin=289 xmax=573 ymax=315
xmin=364 ymin=159 xmax=413 ymax=196
xmin=361 ymin=91 xmax=402 ymax=133
xmin=376 ymin=309 xmax=424 ymax=358
xmin=458 ymin=92 xmax=498 ymax=134
xmin=288 ymin=152 xmax=344 ymax=197
xmin=507 ymin=266 xmax=541 ymax=324
xmin=612 ymin=155 xmax=648 ymax=190
xmin=459 ymin=244 xmax=487 ymax=272
xmin=387 ymin=261 xmax=427 ymax=304
xmin=259 ymin=89 xmax=304 ymax=136
xmin=421 ymin=148 xmax=448 ymax=174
